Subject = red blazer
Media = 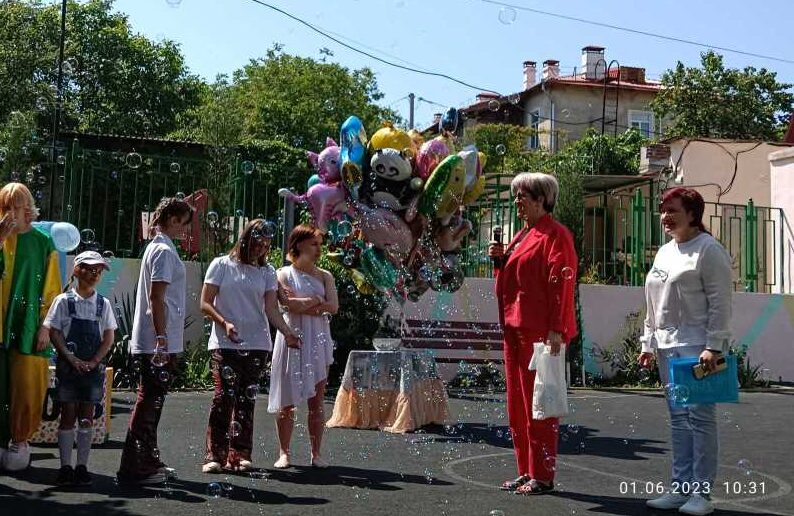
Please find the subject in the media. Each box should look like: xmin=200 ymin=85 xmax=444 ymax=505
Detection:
xmin=494 ymin=214 xmax=578 ymax=342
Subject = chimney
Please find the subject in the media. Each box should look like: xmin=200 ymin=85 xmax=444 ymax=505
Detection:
xmin=476 ymin=92 xmax=500 ymax=101
xmin=542 ymin=60 xmax=560 ymax=81
xmin=432 ymin=113 xmax=442 ymax=125
xmin=581 ymin=45 xmax=605 ymax=80
xmin=618 ymin=66 xmax=646 ymax=84
xmin=523 ymin=61 xmax=537 ymax=90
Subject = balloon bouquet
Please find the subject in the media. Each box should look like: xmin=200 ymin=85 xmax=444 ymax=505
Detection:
xmin=279 ymin=108 xmax=485 ymax=303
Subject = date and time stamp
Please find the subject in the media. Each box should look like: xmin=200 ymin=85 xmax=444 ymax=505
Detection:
xmin=618 ymin=480 xmax=767 ymax=496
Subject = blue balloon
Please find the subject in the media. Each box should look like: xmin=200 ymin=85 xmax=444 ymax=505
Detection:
xmin=307 ymin=174 xmax=322 ymax=188
xmin=439 ymin=107 xmax=459 ymax=133
xmin=49 ymin=222 xmax=81 ymax=252
xmin=340 ymin=115 xmax=368 ymax=200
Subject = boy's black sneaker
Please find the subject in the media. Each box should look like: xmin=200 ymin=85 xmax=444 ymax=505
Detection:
xmin=56 ymin=465 xmax=75 ymax=486
xmin=73 ymin=464 xmax=93 ymax=486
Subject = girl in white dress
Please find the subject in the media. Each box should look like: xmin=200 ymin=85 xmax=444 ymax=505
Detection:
xmin=268 ymin=224 xmax=338 ymax=469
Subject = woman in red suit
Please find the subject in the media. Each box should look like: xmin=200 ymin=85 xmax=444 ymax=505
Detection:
xmin=488 ymin=172 xmax=578 ymax=495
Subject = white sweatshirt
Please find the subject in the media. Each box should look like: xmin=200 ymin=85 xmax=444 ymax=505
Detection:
xmin=640 ymin=232 xmax=733 ymax=354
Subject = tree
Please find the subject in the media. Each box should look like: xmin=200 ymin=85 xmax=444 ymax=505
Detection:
xmin=652 ymin=51 xmax=794 ymax=140
xmin=0 ymin=0 xmax=204 ymax=137
xmin=210 ymin=47 xmax=399 ymax=150
xmin=558 ymin=128 xmax=646 ymax=176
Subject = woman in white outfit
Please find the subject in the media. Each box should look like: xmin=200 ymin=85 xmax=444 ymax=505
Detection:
xmin=268 ymin=224 xmax=338 ymax=469
xmin=639 ymin=187 xmax=732 ymax=516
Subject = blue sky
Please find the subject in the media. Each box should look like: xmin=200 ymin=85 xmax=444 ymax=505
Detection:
xmin=114 ymin=0 xmax=794 ymax=131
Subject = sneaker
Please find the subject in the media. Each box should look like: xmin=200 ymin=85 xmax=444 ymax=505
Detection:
xmin=56 ymin=465 xmax=75 ymax=486
xmin=73 ymin=465 xmax=93 ymax=486
xmin=202 ymin=461 xmax=223 ymax=474
xmin=646 ymin=492 xmax=690 ymax=510
xmin=679 ymin=494 xmax=714 ymax=515
xmin=3 ymin=441 xmax=31 ymax=471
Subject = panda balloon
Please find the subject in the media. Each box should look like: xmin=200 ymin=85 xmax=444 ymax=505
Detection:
xmin=365 ymin=148 xmax=418 ymax=211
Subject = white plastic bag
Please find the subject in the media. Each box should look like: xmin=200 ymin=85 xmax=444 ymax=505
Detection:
xmin=528 ymin=342 xmax=568 ymax=420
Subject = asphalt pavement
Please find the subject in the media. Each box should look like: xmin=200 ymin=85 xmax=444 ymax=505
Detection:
xmin=2 ymin=388 xmax=792 ymax=515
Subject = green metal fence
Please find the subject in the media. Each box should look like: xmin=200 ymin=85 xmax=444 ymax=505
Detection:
xmin=460 ymin=182 xmax=784 ymax=294
xmin=19 ymin=134 xmax=784 ymax=294
xmin=35 ymin=135 xmax=303 ymax=259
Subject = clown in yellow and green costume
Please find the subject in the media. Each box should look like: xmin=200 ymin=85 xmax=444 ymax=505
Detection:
xmin=0 ymin=183 xmax=61 ymax=471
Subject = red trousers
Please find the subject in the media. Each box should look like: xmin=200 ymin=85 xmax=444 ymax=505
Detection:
xmin=503 ymin=328 xmax=559 ymax=483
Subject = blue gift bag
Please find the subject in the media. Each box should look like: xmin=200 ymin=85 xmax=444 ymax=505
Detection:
xmin=668 ymin=354 xmax=739 ymax=407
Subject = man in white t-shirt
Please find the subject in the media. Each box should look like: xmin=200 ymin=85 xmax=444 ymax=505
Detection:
xmin=117 ymin=198 xmax=192 ymax=485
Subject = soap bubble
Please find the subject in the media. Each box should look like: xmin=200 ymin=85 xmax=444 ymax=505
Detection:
xmin=738 ymin=458 xmax=752 ymax=475
xmin=488 ymin=99 xmax=501 ymax=112
xmin=567 ymin=423 xmax=580 ymax=434
xmin=543 ymin=455 xmax=556 ymax=472
xmin=639 ymin=368 xmax=651 ymax=382
xmin=241 ymin=161 xmax=255 ymax=175
xmin=207 ymin=211 xmax=219 ymax=224
xmin=229 ymin=421 xmax=242 ymax=437
xmin=221 ymin=366 xmax=235 ymax=381
xmin=79 ymin=418 xmax=91 ymax=428
xmin=50 ymin=222 xmax=81 ymax=252
xmin=337 ymin=220 xmax=353 ymax=237
xmin=151 ymin=351 xmax=169 ymax=368
xmin=346 ymin=284 xmax=357 ymax=295
xmin=125 ymin=152 xmax=142 ymax=169
xmin=56 ymin=154 xmax=67 ymax=165
xmin=175 ymin=191 xmax=185 ymax=201
xmin=244 ymin=384 xmax=259 ymax=400
xmin=498 ymin=6 xmax=517 ymax=24
xmin=261 ymin=221 xmax=277 ymax=239
xmin=495 ymin=144 xmax=507 ymax=156
xmin=206 ymin=482 xmax=222 ymax=498
xmin=166 ymin=0 xmax=182 ymax=7
xmin=80 ymin=228 xmax=96 ymax=244
xmin=158 ymin=370 xmax=170 ymax=383
xmin=169 ymin=162 xmax=180 ymax=174
xmin=235 ymin=209 xmax=244 ymax=217
xmin=561 ymin=267 xmax=575 ymax=280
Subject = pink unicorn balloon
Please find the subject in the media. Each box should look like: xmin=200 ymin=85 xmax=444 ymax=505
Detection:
xmin=415 ymin=137 xmax=450 ymax=180
xmin=278 ymin=182 xmax=348 ymax=231
xmin=307 ymin=137 xmax=341 ymax=184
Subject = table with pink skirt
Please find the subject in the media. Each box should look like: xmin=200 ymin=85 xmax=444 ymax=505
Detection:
xmin=326 ymin=349 xmax=450 ymax=433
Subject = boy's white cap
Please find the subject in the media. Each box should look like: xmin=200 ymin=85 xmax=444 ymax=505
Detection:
xmin=74 ymin=250 xmax=110 ymax=270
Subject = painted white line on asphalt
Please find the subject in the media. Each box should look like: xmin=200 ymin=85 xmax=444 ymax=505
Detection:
xmin=441 ymin=451 xmax=793 ymax=514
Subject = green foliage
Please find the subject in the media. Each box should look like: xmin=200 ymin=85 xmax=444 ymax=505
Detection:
xmin=732 ymin=346 xmax=765 ymax=389
xmin=196 ymin=46 xmax=400 ymax=150
xmin=591 ymin=309 xmax=661 ymax=387
xmin=0 ymin=0 xmax=203 ymax=137
xmin=317 ymin=251 xmax=388 ymax=383
xmin=652 ymin=51 xmax=794 ymax=140
xmin=0 ymin=110 xmax=39 ymax=181
xmin=557 ymin=128 xmax=647 ymax=176
xmin=172 ymin=340 xmax=213 ymax=390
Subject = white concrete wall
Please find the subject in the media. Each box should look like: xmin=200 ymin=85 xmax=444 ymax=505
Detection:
xmin=770 ymin=147 xmax=794 ymax=295
xmin=669 ymin=139 xmax=792 ymax=207
xmin=395 ymin=280 xmax=794 ymax=383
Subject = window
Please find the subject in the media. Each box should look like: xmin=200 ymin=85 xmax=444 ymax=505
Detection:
xmin=628 ymin=110 xmax=654 ymax=137
xmin=528 ymin=110 xmax=540 ymax=149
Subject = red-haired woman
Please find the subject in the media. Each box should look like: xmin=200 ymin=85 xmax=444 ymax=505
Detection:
xmin=488 ymin=172 xmax=578 ymax=495
xmin=268 ymin=224 xmax=338 ymax=469
xmin=639 ymin=187 xmax=732 ymax=516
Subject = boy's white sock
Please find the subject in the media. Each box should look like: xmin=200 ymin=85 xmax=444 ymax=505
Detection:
xmin=76 ymin=428 xmax=93 ymax=467
xmin=58 ymin=429 xmax=75 ymax=467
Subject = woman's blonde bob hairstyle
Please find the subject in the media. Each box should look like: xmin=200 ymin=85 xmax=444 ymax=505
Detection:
xmin=510 ymin=172 xmax=559 ymax=213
